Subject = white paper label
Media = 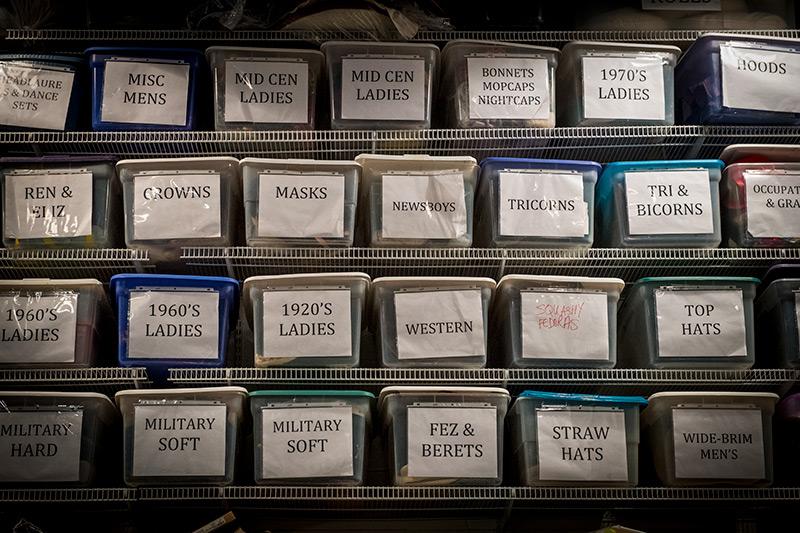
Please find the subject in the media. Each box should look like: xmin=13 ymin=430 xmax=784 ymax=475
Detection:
xmin=0 ymin=62 xmax=75 ymax=130
xmin=0 ymin=411 xmax=83 ymax=482
xmin=743 ymin=171 xmax=800 ymax=238
xmin=673 ymin=408 xmax=765 ymax=479
xmin=721 ymin=46 xmax=800 ymax=114
xmin=536 ymin=409 xmax=628 ymax=481
xmin=381 ymin=173 xmax=467 ymax=240
xmin=521 ymin=291 xmax=610 ymax=361
xmin=641 ymin=0 xmax=721 ymax=10
xmin=262 ymin=289 xmax=352 ymax=359
xmin=0 ymin=292 xmax=78 ymax=363
xmin=340 ymin=58 xmax=425 ymax=121
xmin=132 ymin=404 xmax=226 ymax=478
xmin=224 ymin=60 xmax=309 ymax=124
xmin=257 ymin=173 xmax=345 ymax=238
xmin=407 ymin=406 xmax=497 ymax=479
xmin=127 ymin=291 xmax=220 ymax=360
xmin=582 ymin=56 xmax=665 ymax=121
xmin=466 ymin=56 xmax=550 ymax=120
xmin=625 ymin=170 xmax=714 ymax=236
xmin=101 ymin=60 xmax=190 ymax=125
xmin=261 ymin=406 xmax=353 ymax=479
xmin=132 ymin=173 xmax=221 ymax=241
xmin=498 ymin=171 xmax=588 ymax=238
xmin=655 ymin=289 xmax=747 ymax=358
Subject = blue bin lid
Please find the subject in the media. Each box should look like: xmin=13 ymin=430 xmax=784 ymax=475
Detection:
xmin=111 ymin=273 xmax=238 ymax=294
xmin=597 ymin=159 xmax=724 ymax=204
xmin=519 ymin=390 xmax=647 ymax=406
xmin=250 ymin=390 xmax=374 ymax=398
xmin=480 ymin=157 xmax=601 ymax=173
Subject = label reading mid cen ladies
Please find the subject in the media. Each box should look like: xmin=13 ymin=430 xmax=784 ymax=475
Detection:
xmin=340 ymin=57 xmax=425 ymax=121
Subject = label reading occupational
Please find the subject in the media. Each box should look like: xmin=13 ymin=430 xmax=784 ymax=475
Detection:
xmin=721 ymin=46 xmax=800 ymax=114
xmin=407 ymin=406 xmax=497 ymax=479
xmin=0 ymin=62 xmax=75 ymax=130
xmin=536 ymin=409 xmax=628 ymax=481
xmin=261 ymin=406 xmax=353 ymax=479
xmin=0 ymin=292 xmax=78 ymax=364
xmin=582 ymin=55 xmax=665 ymax=121
xmin=132 ymin=404 xmax=226 ymax=477
xmin=382 ymin=173 xmax=467 ymax=240
xmin=641 ymin=0 xmax=721 ymax=11
xmin=258 ymin=172 xmax=345 ymax=238
xmin=224 ymin=60 xmax=309 ymax=124
xmin=624 ymin=170 xmax=713 ymax=236
xmin=101 ymin=60 xmax=190 ymax=125
xmin=340 ymin=58 xmax=425 ymax=121
xmin=673 ymin=408 xmax=765 ymax=479
xmin=743 ymin=171 xmax=800 ymax=238
xmin=655 ymin=289 xmax=747 ymax=358
xmin=0 ymin=411 xmax=83 ymax=482
xmin=126 ymin=291 xmax=220 ymax=360
xmin=133 ymin=173 xmax=221 ymax=240
xmin=466 ymin=56 xmax=550 ymax=120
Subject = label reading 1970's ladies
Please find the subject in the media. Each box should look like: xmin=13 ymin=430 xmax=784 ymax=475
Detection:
xmin=101 ymin=60 xmax=190 ymax=126
xmin=721 ymin=46 xmax=800 ymax=114
xmin=224 ymin=60 xmax=309 ymax=124
xmin=0 ymin=62 xmax=75 ymax=130
xmin=466 ymin=56 xmax=550 ymax=120
xmin=257 ymin=173 xmax=345 ymax=239
xmin=743 ymin=171 xmax=800 ymax=238
xmin=582 ymin=56 xmax=665 ymax=121
xmin=381 ymin=173 xmax=467 ymax=240
xmin=340 ymin=58 xmax=425 ymax=121
xmin=0 ymin=292 xmax=78 ymax=364
xmin=624 ymin=170 xmax=713 ymax=236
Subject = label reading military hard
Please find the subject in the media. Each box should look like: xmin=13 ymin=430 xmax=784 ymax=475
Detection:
xmin=258 ymin=173 xmax=345 ymax=238
xmin=126 ymin=291 xmax=220 ymax=360
xmin=641 ymin=0 xmax=721 ymax=10
xmin=582 ymin=56 xmax=665 ymax=121
xmin=381 ymin=174 xmax=467 ymax=240
xmin=224 ymin=60 xmax=309 ymax=124
xmin=0 ymin=292 xmax=78 ymax=363
xmin=0 ymin=62 xmax=75 ymax=130
xmin=721 ymin=46 xmax=800 ymax=114
xmin=466 ymin=56 xmax=550 ymax=120
xmin=743 ymin=171 xmax=800 ymax=238
xmin=340 ymin=58 xmax=425 ymax=121
xmin=133 ymin=173 xmax=221 ymax=240
xmin=101 ymin=60 xmax=190 ymax=126
xmin=624 ymin=170 xmax=713 ymax=235
xmin=0 ymin=411 xmax=83 ymax=482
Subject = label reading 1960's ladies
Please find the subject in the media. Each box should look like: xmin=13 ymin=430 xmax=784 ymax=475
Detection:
xmin=257 ymin=173 xmax=345 ymax=238
xmin=721 ymin=46 xmax=800 ymax=114
xmin=101 ymin=60 xmax=190 ymax=126
xmin=624 ymin=170 xmax=713 ymax=236
xmin=0 ymin=62 xmax=75 ymax=130
xmin=340 ymin=58 xmax=425 ymax=121
xmin=582 ymin=56 xmax=665 ymax=121
xmin=224 ymin=60 xmax=309 ymax=124
xmin=381 ymin=173 xmax=467 ymax=240
xmin=466 ymin=56 xmax=550 ymax=120
xmin=0 ymin=411 xmax=83 ymax=482
xmin=743 ymin=171 xmax=800 ymax=238
xmin=0 ymin=292 xmax=78 ymax=364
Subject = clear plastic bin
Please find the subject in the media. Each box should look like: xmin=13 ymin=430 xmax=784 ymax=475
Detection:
xmin=642 ymin=392 xmax=777 ymax=487
xmin=755 ymin=273 xmax=800 ymax=368
xmin=249 ymin=390 xmax=373 ymax=485
xmin=775 ymin=392 xmax=800 ymax=483
xmin=115 ymin=386 xmax=247 ymax=487
xmin=378 ymin=386 xmax=510 ymax=486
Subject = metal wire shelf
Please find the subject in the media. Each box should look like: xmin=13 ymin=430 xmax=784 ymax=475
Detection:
xmin=0 ymin=248 xmax=152 ymax=281
xmin=0 ymin=488 xmax=136 ymax=504
xmin=0 ymin=367 xmax=149 ymax=393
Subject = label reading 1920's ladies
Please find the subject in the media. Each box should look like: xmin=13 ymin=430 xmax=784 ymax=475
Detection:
xmin=101 ymin=60 xmax=190 ymax=126
xmin=340 ymin=58 xmax=425 ymax=121
xmin=224 ymin=60 xmax=309 ymax=124
xmin=0 ymin=62 xmax=75 ymax=130
xmin=743 ymin=171 xmax=800 ymax=238
xmin=257 ymin=173 xmax=345 ymax=239
xmin=381 ymin=173 xmax=467 ymax=240
xmin=0 ymin=292 xmax=78 ymax=364
xmin=0 ymin=411 xmax=83 ymax=482
xmin=721 ymin=46 xmax=800 ymax=114
xmin=624 ymin=170 xmax=713 ymax=236
xmin=582 ymin=56 xmax=665 ymax=121
xmin=466 ymin=56 xmax=550 ymax=120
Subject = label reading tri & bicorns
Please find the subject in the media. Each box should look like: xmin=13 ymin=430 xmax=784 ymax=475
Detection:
xmin=0 ymin=292 xmax=78 ymax=364
xmin=624 ymin=170 xmax=713 ymax=236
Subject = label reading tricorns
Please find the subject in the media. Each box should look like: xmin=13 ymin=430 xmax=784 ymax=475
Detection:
xmin=582 ymin=56 xmax=666 ymax=121
xmin=624 ymin=170 xmax=713 ymax=236
xmin=340 ymin=57 xmax=425 ymax=121
xmin=721 ymin=46 xmax=800 ymax=114
xmin=381 ymin=173 xmax=467 ymax=240
xmin=466 ymin=56 xmax=550 ymax=120
xmin=743 ymin=171 xmax=800 ymax=239
xmin=0 ymin=62 xmax=75 ymax=130
xmin=133 ymin=173 xmax=221 ymax=240
xmin=0 ymin=292 xmax=78 ymax=364
xmin=258 ymin=172 xmax=345 ymax=239
xmin=224 ymin=60 xmax=309 ymax=124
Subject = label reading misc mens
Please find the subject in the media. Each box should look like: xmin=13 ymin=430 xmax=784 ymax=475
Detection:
xmin=466 ymin=56 xmax=550 ymax=120
xmin=0 ymin=411 xmax=83 ymax=482
xmin=0 ymin=293 xmax=78 ymax=364
xmin=132 ymin=404 xmax=226 ymax=478
xmin=101 ymin=60 xmax=190 ymax=126
xmin=582 ymin=56 xmax=665 ymax=121
xmin=340 ymin=58 xmax=425 ymax=121
xmin=381 ymin=174 xmax=467 ymax=240
xmin=224 ymin=60 xmax=309 ymax=124
xmin=257 ymin=173 xmax=345 ymax=239
xmin=624 ymin=170 xmax=713 ymax=236
xmin=641 ymin=0 xmax=721 ymax=10
xmin=721 ymin=46 xmax=800 ymax=114
xmin=0 ymin=62 xmax=75 ymax=130
xmin=743 ymin=171 xmax=800 ymax=238
xmin=126 ymin=291 xmax=220 ymax=360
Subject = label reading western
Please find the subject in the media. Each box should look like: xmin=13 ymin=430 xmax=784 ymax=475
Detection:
xmin=536 ymin=409 xmax=628 ymax=481
xmin=224 ymin=60 xmax=309 ymax=124
xmin=0 ymin=62 xmax=75 ymax=130
xmin=101 ymin=60 xmax=190 ymax=126
xmin=582 ymin=56 xmax=665 ymax=120
xmin=127 ymin=291 xmax=220 ymax=360
xmin=0 ymin=411 xmax=83 ymax=482
xmin=0 ymin=292 xmax=78 ymax=364
xmin=466 ymin=56 xmax=550 ymax=120
xmin=655 ymin=289 xmax=747 ymax=358
xmin=498 ymin=171 xmax=588 ymax=237
xmin=340 ymin=58 xmax=425 ymax=121
xmin=133 ymin=173 xmax=221 ymax=240
xmin=743 ymin=171 xmax=800 ymax=238
xmin=521 ymin=291 xmax=610 ymax=361
xmin=721 ymin=46 xmax=800 ymax=114
xmin=262 ymin=289 xmax=352 ymax=358
xmin=624 ymin=170 xmax=713 ymax=235
xmin=641 ymin=0 xmax=721 ymax=10
xmin=132 ymin=404 xmax=226 ymax=477
xmin=382 ymin=173 xmax=467 ymax=240
xmin=257 ymin=172 xmax=345 ymax=238
xmin=407 ymin=406 xmax=497 ymax=478
xmin=673 ymin=408 xmax=765 ymax=479
xmin=261 ymin=406 xmax=353 ymax=479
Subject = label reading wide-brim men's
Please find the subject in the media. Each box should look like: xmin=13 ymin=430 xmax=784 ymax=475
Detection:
xmin=0 ymin=62 xmax=75 ymax=130
xmin=466 ymin=56 xmax=550 ymax=120
xmin=721 ymin=46 xmax=800 ymax=114
xmin=582 ymin=55 xmax=666 ymax=121
xmin=224 ymin=60 xmax=309 ymax=124
xmin=381 ymin=173 xmax=468 ymax=240
xmin=340 ymin=58 xmax=425 ymax=121
xmin=743 ymin=171 xmax=800 ymax=238
xmin=0 ymin=292 xmax=79 ymax=364
xmin=257 ymin=173 xmax=345 ymax=239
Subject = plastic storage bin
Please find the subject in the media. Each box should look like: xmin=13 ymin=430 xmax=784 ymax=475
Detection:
xmin=0 ymin=54 xmax=83 ymax=131
xmin=115 ymin=387 xmax=247 ymax=487
xmin=356 ymin=154 xmax=478 ymax=248
xmin=508 ymin=391 xmax=647 ymax=487
xmin=0 ymin=391 xmax=116 ymax=486
xmin=475 ymin=157 xmax=600 ymax=248
xmin=439 ymin=40 xmax=559 ymax=129
xmin=595 ymin=160 xmax=723 ymax=248
xmin=642 ymin=392 xmax=778 ymax=487
xmin=86 ymin=47 xmax=204 ymax=131
xmin=556 ymin=41 xmax=680 ymax=127
xmin=493 ymin=275 xmax=624 ymax=368
xmin=206 ymin=47 xmax=324 ymax=131
xmin=322 ymin=42 xmax=439 ymax=130
xmin=775 ymin=392 xmax=800 ymax=483
xmin=242 ymin=273 xmax=369 ymax=368
xmin=755 ymin=272 xmax=800 ymax=368
xmin=249 ymin=390 xmax=374 ymax=485
xmin=676 ymin=34 xmax=800 ymax=125
xmin=240 ymin=158 xmax=360 ymax=247
xmin=372 ymin=277 xmax=495 ymax=368
xmin=1 ymin=156 xmax=121 ymax=249
xmin=378 ymin=386 xmax=510 ymax=486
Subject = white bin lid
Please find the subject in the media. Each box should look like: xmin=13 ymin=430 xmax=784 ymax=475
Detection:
xmin=0 ymin=278 xmax=102 ymax=290
xmin=497 ymin=275 xmax=624 ymax=293
xmin=117 ymin=157 xmax=239 ymax=177
xmin=721 ymin=144 xmax=800 ymax=165
xmin=441 ymin=40 xmax=560 ymax=56
xmin=205 ymin=46 xmax=324 ymax=58
xmin=321 ymin=41 xmax=440 ymax=53
xmin=643 ymin=392 xmax=779 ymax=426
xmin=240 ymin=158 xmax=361 ymax=170
xmin=378 ymin=385 xmax=510 ymax=412
xmin=372 ymin=276 xmax=496 ymax=291
xmin=115 ymin=386 xmax=248 ymax=407
xmin=356 ymin=154 xmax=477 ymax=167
xmin=562 ymin=41 xmax=681 ymax=56
xmin=1 ymin=391 xmax=116 ymax=422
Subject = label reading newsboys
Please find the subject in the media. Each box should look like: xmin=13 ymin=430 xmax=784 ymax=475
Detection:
xmin=673 ymin=408 xmax=765 ymax=479
xmin=743 ymin=171 xmax=800 ymax=238
xmin=224 ymin=60 xmax=309 ymax=124
xmin=721 ymin=46 xmax=800 ymax=114
xmin=101 ymin=60 xmax=190 ymax=126
xmin=582 ymin=56 xmax=665 ymax=121
xmin=382 ymin=173 xmax=467 ymax=240
xmin=133 ymin=173 xmax=221 ymax=240
xmin=624 ymin=170 xmax=713 ymax=235
xmin=0 ymin=292 xmax=78 ymax=364
xmin=127 ymin=291 xmax=220 ymax=360
xmin=0 ymin=411 xmax=83 ymax=482
xmin=133 ymin=404 xmax=226 ymax=477
xmin=0 ymin=62 xmax=75 ymax=130
xmin=466 ymin=56 xmax=550 ymax=120
xmin=261 ymin=406 xmax=353 ymax=479
xmin=258 ymin=173 xmax=345 ymax=238
xmin=407 ymin=406 xmax=497 ymax=478
xmin=655 ymin=289 xmax=747 ymax=358
xmin=641 ymin=0 xmax=721 ymax=10
xmin=262 ymin=289 xmax=352 ymax=359
xmin=340 ymin=58 xmax=425 ymax=121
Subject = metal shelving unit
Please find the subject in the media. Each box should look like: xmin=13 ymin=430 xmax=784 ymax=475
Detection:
xmin=0 ymin=488 xmax=136 ymax=504
xmin=0 ymin=368 xmax=149 ymax=393
xmin=0 ymin=248 xmax=152 ymax=280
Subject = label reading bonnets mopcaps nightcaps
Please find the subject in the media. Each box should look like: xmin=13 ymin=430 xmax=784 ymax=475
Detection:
xmin=0 ymin=62 xmax=75 ymax=130
xmin=340 ymin=57 xmax=425 ymax=121
xmin=743 ymin=170 xmax=800 ymax=239
xmin=0 ymin=292 xmax=78 ymax=364
xmin=257 ymin=172 xmax=345 ymax=239
xmin=582 ymin=55 xmax=666 ymax=121
xmin=466 ymin=55 xmax=550 ymax=120
xmin=381 ymin=173 xmax=468 ymax=240
xmin=224 ymin=59 xmax=309 ymax=124
xmin=721 ymin=45 xmax=800 ymax=114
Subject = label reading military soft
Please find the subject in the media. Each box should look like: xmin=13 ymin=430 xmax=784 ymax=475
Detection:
xmin=340 ymin=58 xmax=425 ymax=121
xmin=101 ymin=60 xmax=190 ymax=125
xmin=224 ymin=60 xmax=309 ymax=124
xmin=721 ymin=46 xmax=800 ymax=114
xmin=258 ymin=173 xmax=345 ymax=238
xmin=624 ymin=170 xmax=713 ymax=235
xmin=0 ymin=62 xmax=75 ymax=130
xmin=466 ymin=56 xmax=550 ymax=120
xmin=133 ymin=173 xmax=221 ymax=240
xmin=743 ymin=171 xmax=800 ymax=238
xmin=582 ymin=56 xmax=665 ymax=121
xmin=381 ymin=174 xmax=467 ymax=240
xmin=0 ymin=411 xmax=83 ymax=482
xmin=0 ymin=292 xmax=78 ymax=363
